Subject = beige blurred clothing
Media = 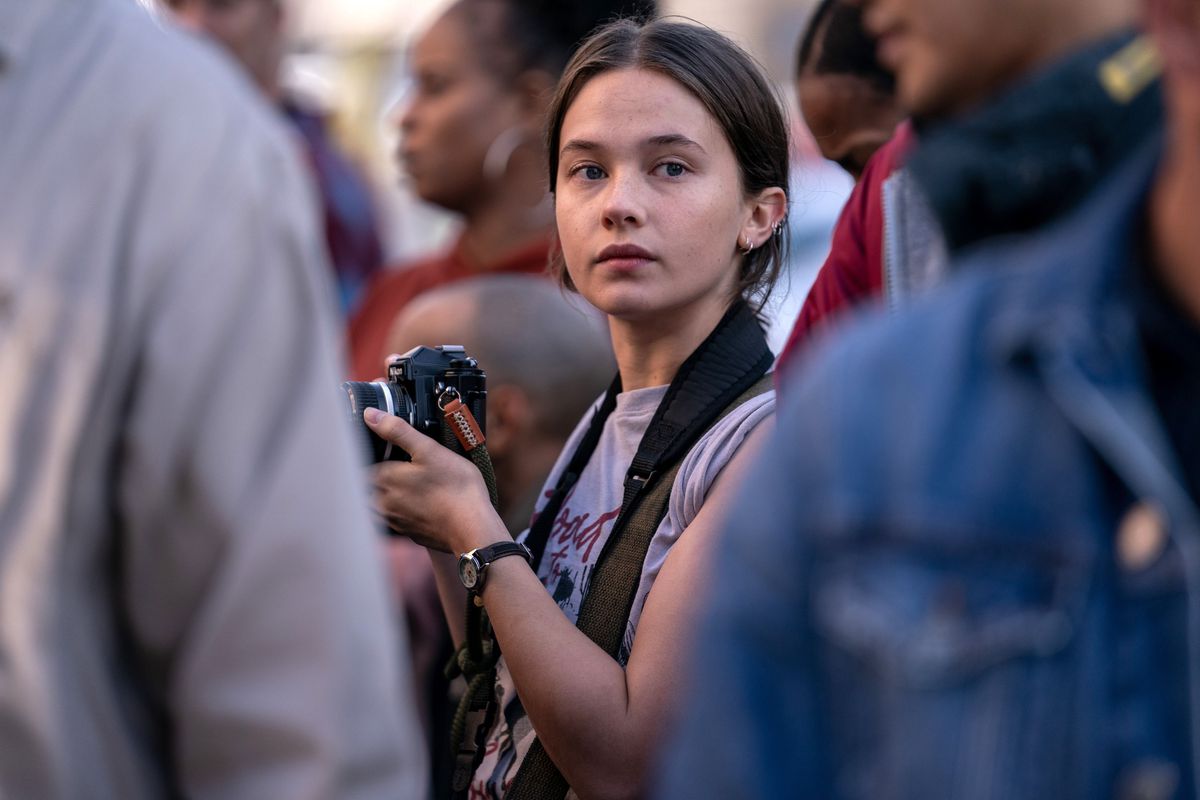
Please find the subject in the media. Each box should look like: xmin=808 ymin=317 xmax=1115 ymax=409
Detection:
xmin=0 ymin=0 xmax=425 ymax=798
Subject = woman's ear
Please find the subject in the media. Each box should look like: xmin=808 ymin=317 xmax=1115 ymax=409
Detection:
xmin=741 ymin=187 xmax=789 ymax=249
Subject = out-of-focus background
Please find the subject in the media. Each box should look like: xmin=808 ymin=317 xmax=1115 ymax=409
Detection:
xmin=156 ymin=0 xmax=852 ymax=348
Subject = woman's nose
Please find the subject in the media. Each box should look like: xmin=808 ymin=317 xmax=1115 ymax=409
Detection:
xmin=601 ymin=172 xmax=645 ymax=229
xmin=386 ymin=81 xmax=417 ymax=134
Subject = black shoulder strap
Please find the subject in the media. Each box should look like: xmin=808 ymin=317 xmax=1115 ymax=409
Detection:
xmin=505 ymin=302 xmax=773 ymax=800
xmin=522 ymin=374 xmax=621 ymax=572
xmin=524 ymin=301 xmax=772 ymax=572
xmin=620 ymin=300 xmax=774 ymax=506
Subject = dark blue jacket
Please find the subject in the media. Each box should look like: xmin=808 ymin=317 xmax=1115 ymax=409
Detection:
xmin=656 ymin=142 xmax=1200 ymax=800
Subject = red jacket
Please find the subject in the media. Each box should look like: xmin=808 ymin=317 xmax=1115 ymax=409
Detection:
xmin=775 ymin=123 xmax=916 ymax=383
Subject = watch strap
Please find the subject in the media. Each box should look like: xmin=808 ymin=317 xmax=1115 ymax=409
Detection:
xmin=474 ymin=540 xmax=533 ymax=566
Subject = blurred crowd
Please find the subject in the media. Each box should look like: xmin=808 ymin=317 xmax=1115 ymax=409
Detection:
xmin=0 ymin=0 xmax=1197 ymax=797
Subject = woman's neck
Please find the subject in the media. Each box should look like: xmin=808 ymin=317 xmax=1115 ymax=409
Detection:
xmin=608 ymin=294 xmax=735 ymax=392
xmin=1150 ymin=107 xmax=1200 ymax=325
xmin=459 ymin=197 xmax=553 ymax=266
xmin=459 ymin=155 xmax=555 ymax=266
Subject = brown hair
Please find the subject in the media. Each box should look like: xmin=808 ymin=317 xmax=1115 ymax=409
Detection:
xmin=545 ymin=18 xmax=790 ymax=310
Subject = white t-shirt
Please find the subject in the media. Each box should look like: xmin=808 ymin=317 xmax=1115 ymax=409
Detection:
xmin=471 ymin=383 xmax=776 ymax=798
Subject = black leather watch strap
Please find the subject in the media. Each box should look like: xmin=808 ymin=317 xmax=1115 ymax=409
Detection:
xmin=476 ymin=541 xmax=532 ymax=568
xmin=459 ymin=541 xmax=533 ymax=593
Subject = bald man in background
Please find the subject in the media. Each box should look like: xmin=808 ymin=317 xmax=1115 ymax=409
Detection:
xmin=387 ymin=275 xmax=614 ymax=534
xmin=379 ymin=275 xmax=614 ymax=794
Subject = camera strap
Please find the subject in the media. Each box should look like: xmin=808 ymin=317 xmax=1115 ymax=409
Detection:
xmin=523 ymin=299 xmax=773 ymax=571
xmin=505 ymin=300 xmax=774 ymax=800
xmin=438 ymin=404 xmax=504 ymax=799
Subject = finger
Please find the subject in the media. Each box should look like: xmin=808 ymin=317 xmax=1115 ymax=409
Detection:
xmin=364 ymin=409 xmax=436 ymax=458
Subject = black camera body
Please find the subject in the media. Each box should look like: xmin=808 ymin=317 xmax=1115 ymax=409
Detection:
xmin=342 ymin=345 xmax=487 ymax=463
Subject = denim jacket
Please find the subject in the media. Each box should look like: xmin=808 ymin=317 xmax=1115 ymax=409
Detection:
xmin=656 ymin=142 xmax=1200 ymax=800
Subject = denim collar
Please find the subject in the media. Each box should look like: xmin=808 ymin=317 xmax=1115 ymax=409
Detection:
xmin=979 ymin=136 xmax=1162 ymax=367
xmin=908 ymin=30 xmax=1162 ymax=255
xmin=978 ymin=138 xmax=1200 ymax=534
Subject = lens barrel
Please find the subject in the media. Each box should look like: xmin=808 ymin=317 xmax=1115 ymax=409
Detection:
xmin=341 ymin=380 xmax=414 ymax=462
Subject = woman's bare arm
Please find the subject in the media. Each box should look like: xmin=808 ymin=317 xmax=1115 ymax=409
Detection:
xmin=367 ymin=410 xmax=773 ymax=800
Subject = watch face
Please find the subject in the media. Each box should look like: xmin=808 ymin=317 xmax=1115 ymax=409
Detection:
xmin=459 ymin=556 xmax=480 ymax=589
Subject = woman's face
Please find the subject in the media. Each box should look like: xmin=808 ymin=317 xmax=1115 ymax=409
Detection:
xmin=797 ymin=72 xmax=903 ymax=181
xmin=398 ymin=9 xmax=525 ymax=212
xmin=554 ymin=68 xmax=755 ymax=327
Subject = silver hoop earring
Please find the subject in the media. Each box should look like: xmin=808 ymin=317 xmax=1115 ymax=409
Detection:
xmin=483 ymin=126 xmax=526 ymax=182
xmin=771 ymin=220 xmax=783 ymax=237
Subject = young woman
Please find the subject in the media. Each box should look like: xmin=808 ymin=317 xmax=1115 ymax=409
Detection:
xmin=366 ymin=19 xmax=789 ymax=799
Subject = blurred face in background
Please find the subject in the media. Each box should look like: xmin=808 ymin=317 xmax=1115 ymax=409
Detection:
xmin=398 ymin=5 xmax=532 ymax=214
xmin=166 ymin=0 xmax=284 ymax=96
xmin=854 ymin=0 xmax=1046 ymax=119
xmin=797 ymin=72 xmax=902 ymax=179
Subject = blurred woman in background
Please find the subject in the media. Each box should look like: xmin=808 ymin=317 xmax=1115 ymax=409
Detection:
xmin=794 ymin=0 xmax=903 ymax=180
xmin=348 ymin=0 xmax=655 ymax=380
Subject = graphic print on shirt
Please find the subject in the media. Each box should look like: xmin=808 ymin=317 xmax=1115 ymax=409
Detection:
xmin=543 ymin=484 xmax=622 ymax=617
xmin=479 ymin=691 xmax=530 ymax=799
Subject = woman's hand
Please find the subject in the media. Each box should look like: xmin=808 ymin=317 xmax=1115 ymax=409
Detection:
xmin=364 ymin=408 xmax=507 ymax=554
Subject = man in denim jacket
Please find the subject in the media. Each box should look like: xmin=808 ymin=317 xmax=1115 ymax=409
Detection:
xmin=656 ymin=0 xmax=1200 ymax=797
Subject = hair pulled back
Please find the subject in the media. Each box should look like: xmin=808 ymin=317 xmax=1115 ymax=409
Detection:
xmin=795 ymin=0 xmax=895 ymax=94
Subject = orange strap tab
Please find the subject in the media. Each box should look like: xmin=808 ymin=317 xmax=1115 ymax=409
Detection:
xmin=443 ymin=398 xmax=485 ymax=452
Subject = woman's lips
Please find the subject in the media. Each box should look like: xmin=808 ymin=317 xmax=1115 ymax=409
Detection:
xmin=596 ymin=244 xmax=656 ymax=271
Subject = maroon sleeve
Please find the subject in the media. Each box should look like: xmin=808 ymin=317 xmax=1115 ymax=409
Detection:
xmin=774 ymin=165 xmax=878 ymax=382
xmin=774 ymin=124 xmax=914 ymax=386
xmin=346 ymin=266 xmax=438 ymax=381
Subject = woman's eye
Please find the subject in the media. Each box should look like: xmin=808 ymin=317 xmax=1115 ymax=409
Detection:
xmin=417 ymin=75 xmax=450 ymax=97
xmin=657 ymin=162 xmax=687 ymax=178
xmin=572 ymin=164 xmax=605 ymax=181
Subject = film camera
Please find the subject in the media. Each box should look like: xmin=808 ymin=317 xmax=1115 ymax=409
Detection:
xmin=342 ymin=345 xmax=486 ymax=463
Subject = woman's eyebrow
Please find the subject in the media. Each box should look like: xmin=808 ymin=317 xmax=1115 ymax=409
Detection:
xmin=646 ymin=134 xmax=707 ymax=154
xmin=560 ymin=139 xmax=602 ymax=157
xmin=561 ymin=134 xmax=708 ymax=158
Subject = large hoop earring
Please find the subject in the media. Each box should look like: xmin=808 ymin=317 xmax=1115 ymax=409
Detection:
xmin=483 ymin=126 xmax=527 ymax=182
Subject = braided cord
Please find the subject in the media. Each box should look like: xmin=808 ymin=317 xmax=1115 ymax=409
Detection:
xmin=439 ymin=424 xmax=503 ymax=796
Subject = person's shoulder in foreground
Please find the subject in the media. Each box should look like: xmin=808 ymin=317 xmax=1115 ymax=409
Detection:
xmin=653 ymin=138 xmax=1168 ymax=799
xmin=0 ymin=1 xmax=424 ymax=798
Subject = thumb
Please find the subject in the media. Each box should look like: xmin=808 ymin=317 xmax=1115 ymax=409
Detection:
xmin=363 ymin=408 xmax=435 ymax=459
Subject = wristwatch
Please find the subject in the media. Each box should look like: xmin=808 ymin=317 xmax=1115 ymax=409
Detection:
xmin=458 ymin=541 xmax=533 ymax=593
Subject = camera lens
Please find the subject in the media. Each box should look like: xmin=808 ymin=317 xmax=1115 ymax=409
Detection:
xmin=341 ymin=381 xmax=414 ymax=463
